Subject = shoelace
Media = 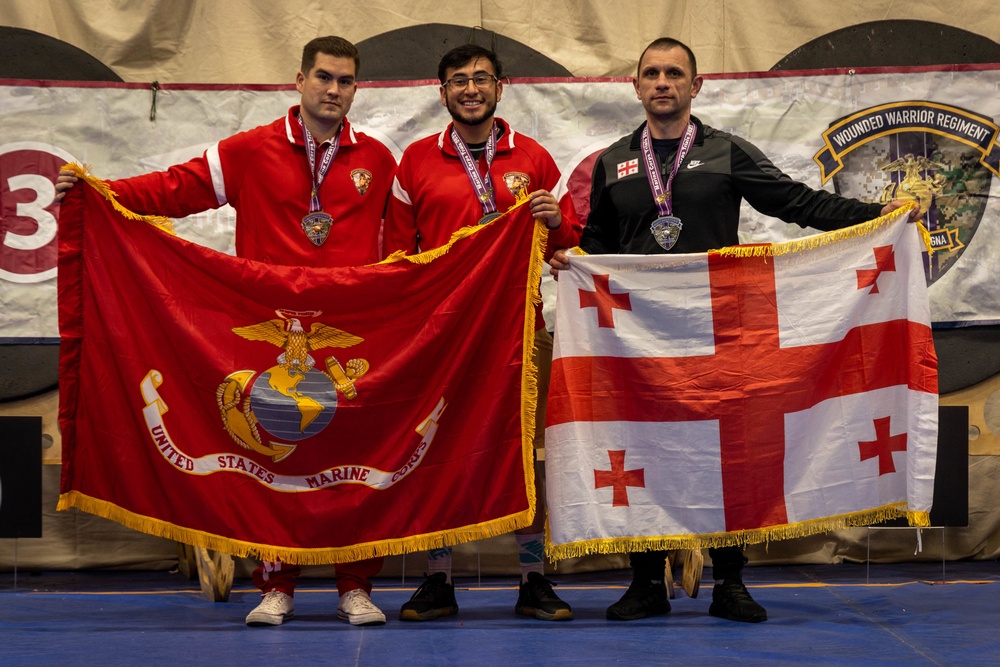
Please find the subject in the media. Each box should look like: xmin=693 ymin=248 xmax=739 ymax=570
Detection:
xmin=345 ymin=590 xmax=378 ymax=611
xmin=259 ymin=591 xmax=288 ymax=611
xmin=412 ymin=575 xmax=446 ymax=598
xmin=720 ymin=581 xmax=753 ymax=602
xmin=529 ymin=576 xmax=559 ymax=598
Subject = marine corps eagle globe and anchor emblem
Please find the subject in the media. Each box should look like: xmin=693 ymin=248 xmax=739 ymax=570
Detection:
xmin=216 ymin=309 xmax=369 ymax=462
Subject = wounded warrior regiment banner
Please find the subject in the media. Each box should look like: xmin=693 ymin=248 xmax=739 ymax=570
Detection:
xmin=544 ymin=208 xmax=939 ymax=559
xmin=3 ymin=66 xmax=1000 ymax=342
xmin=57 ymin=178 xmax=545 ymax=563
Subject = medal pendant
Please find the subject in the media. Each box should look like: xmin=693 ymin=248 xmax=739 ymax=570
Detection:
xmin=301 ymin=211 xmax=334 ymax=246
xmin=650 ymin=216 xmax=683 ymax=251
xmin=478 ymin=212 xmax=502 ymax=225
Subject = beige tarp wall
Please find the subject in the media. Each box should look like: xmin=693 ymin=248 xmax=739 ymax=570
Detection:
xmin=1 ymin=0 xmax=999 ymax=82
xmin=2 ymin=0 xmax=999 ymax=576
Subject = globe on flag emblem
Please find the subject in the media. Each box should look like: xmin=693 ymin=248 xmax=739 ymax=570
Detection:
xmin=248 ymin=366 xmax=339 ymax=441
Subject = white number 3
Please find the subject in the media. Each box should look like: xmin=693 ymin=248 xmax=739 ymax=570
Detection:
xmin=5 ymin=173 xmax=57 ymax=251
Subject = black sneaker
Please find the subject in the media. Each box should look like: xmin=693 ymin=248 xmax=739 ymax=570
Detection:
xmin=515 ymin=572 xmax=573 ymax=621
xmin=399 ymin=572 xmax=459 ymax=621
xmin=606 ymin=580 xmax=670 ymax=620
xmin=708 ymin=578 xmax=767 ymax=623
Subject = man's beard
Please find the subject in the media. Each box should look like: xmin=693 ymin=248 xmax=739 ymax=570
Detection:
xmin=446 ymin=97 xmax=497 ymax=128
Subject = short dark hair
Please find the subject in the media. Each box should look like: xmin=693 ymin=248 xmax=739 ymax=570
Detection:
xmin=301 ymin=36 xmax=361 ymax=77
xmin=437 ymin=44 xmax=503 ymax=83
xmin=637 ymin=38 xmax=698 ymax=78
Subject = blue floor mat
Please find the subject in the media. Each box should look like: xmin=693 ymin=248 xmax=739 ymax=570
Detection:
xmin=2 ymin=562 xmax=997 ymax=666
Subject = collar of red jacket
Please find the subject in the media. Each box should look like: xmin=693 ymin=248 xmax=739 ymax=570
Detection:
xmin=283 ymin=105 xmax=358 ymax=148
xmin=436 ymin=117 xmax=515 ymax=157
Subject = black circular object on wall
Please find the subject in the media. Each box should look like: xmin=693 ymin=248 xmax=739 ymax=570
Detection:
xmin=0 ymin=27 xmax=122 ymax=81
xmin=356 ymin=23 xmax=571 ymax=80
xmin=772 ymin=20 xmax=1000 ymax=70
xmin=0 ymin=27 xmax=121 ymax=402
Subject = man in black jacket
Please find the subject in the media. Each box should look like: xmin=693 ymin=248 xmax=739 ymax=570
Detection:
xmin=550 ymin=37 xmax=915 ymax=624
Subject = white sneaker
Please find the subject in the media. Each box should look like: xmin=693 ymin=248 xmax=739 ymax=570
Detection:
xmin=245 ymin=590 xmax=294 ymax=626
xmin=337 ymin=589 xmax=386 ymax=626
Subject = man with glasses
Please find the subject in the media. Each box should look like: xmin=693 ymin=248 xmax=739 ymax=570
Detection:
xmin=549 ymin=37 xmax=916 ymax=624
xmin=384 ymin=43 xmax=581 ymax=622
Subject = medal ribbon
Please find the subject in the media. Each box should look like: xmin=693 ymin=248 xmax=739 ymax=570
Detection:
xmin=451 ymin=123 xmax=498 ymax=215
xmin=298 ymin=115 xmax=341 ymax=213
xmin=640 ymin=122 xmax=696 ymax=217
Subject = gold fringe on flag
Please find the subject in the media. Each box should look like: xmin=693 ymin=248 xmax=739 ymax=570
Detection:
xmin=57 ymin=193 xmax=548 ymax=565
xmin=516 ymin=218 xmax=550 ymax=529
xmin=381 ymin=195 xmax=547 ymax=535
xmin=379 ymin=196 xmax=533 ymax=265
xmin=566 ymin=204 xmax=928 ymax=261
xmin=546 ymin=504 xmax=931 ymax=561
xmin=712 ymin=202 xmax=927 ymax=259
xmin=58 ymin=490 xmax=535 ymax=565
xmin=61 ymin=163 xmax=175 ymax=234
xmin=547 ymin=203 xmax=932 ymax=561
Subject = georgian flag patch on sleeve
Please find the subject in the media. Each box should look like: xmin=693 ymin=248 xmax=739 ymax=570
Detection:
xmin=616 ymin=159 xmax=639 ymax=179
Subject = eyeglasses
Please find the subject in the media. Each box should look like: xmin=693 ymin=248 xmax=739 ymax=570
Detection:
xmin=443 ymin=74 xmax=498 ymax=90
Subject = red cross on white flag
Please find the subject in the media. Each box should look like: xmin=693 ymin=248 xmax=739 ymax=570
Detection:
xmin=579 ymin=274 xmax=631 ymax=328
xmin=544 ymin=209 xmax=939 ymax=559
xmin=594 ymin=450 xmax=645 ymax=506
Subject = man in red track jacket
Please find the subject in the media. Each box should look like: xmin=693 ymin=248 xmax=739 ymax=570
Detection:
xmin=57 ymin=35 xmax=395 ymax=629
xmin=384 ymin=43 xmax=582 ymax=623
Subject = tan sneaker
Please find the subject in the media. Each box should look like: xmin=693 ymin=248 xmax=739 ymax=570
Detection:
xmin=245 ymin=590 xmax=294 ymax=626
xmin=337 ymin=589 xmax=386 ymax=626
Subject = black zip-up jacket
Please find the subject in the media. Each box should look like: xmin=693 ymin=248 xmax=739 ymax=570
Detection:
xmin=580 ymin=116 xmax=885 ymax=255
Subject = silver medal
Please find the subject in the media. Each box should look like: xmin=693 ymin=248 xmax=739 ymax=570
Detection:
xmin=650 ymin=216 xmax=683 ymax=251
xmin=301 ymin=211 xmax=334 ymax=246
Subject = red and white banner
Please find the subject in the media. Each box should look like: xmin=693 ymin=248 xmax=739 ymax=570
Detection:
xmin=3 ymin=67 xmax=1000 ymax=342
xmin=57 ymin=179 xmax=544 ymax=564
xmin=545 ymin=208 xmax=939 ymax=559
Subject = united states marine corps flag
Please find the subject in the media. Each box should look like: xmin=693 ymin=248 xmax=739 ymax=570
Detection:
xmin=57 ymin=172 xmax=545 ymax=564
xmin=544 ymin=206 xmax=938 ymax=560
